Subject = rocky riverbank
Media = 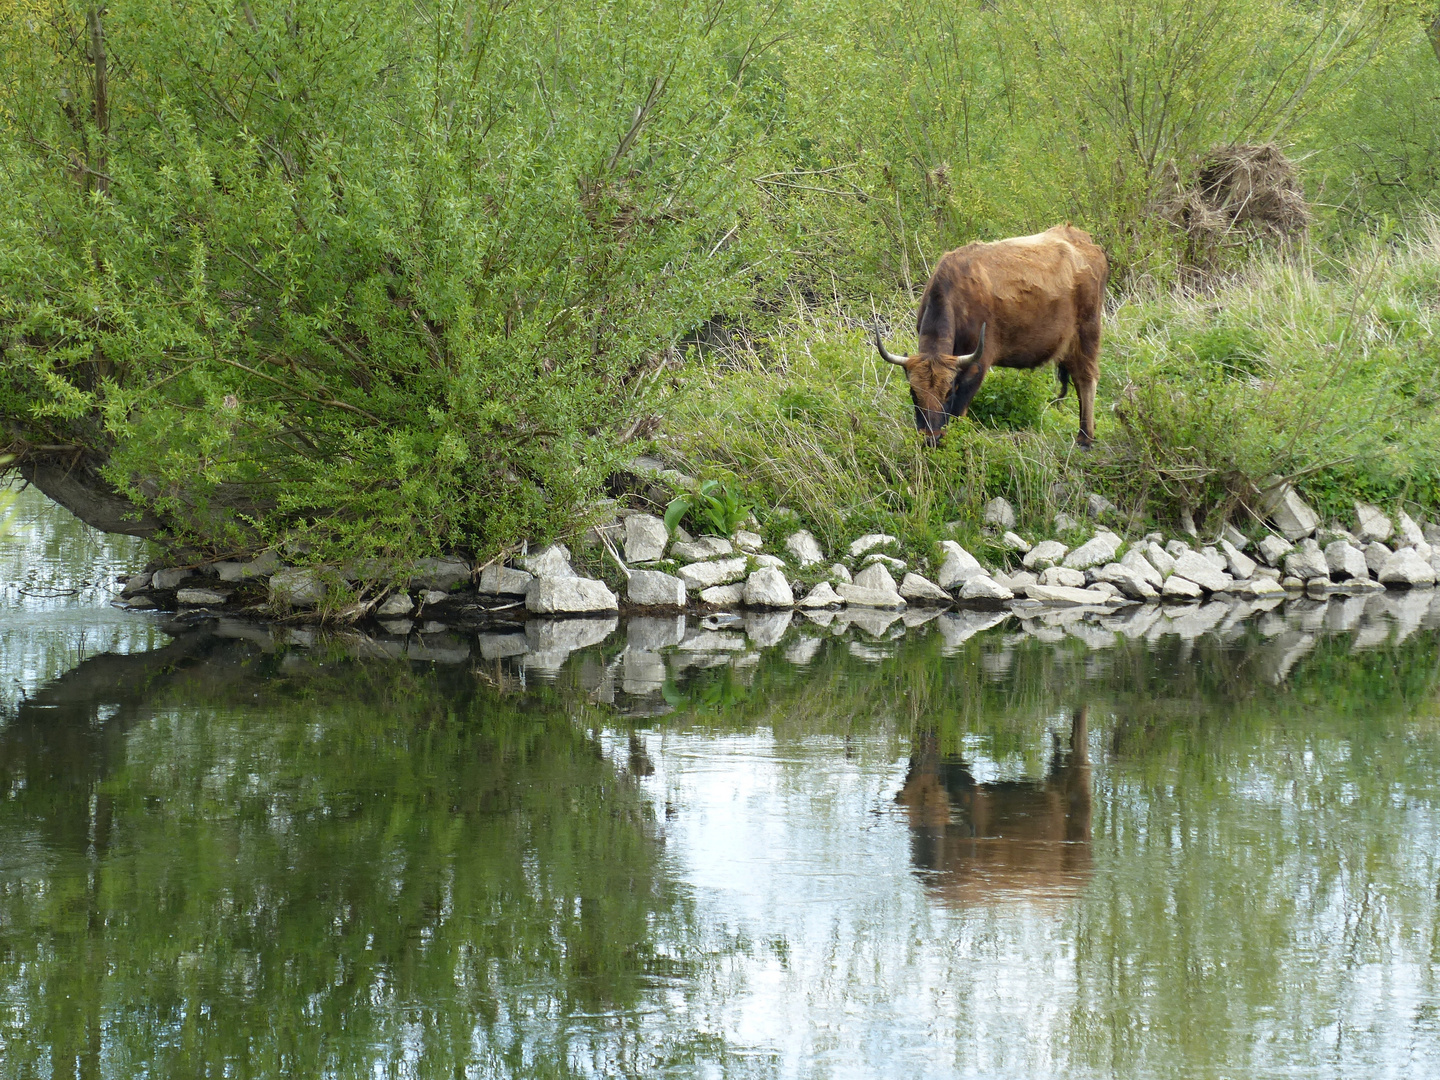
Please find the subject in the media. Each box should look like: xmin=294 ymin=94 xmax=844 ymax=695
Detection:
xmin=115 ymin=481 xmax=1440 ymax=634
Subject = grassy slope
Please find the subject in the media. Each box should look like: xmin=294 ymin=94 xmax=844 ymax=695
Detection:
xmin=662 ymin=221 xmax=1440 ymax=565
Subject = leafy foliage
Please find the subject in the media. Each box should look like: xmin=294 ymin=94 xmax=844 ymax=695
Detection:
xmin=665 ymin=479 xmax=752 ymax=538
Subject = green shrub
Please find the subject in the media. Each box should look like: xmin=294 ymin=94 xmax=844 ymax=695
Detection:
xmin=1181 ymin=325 xmax=1268 ymax=378
xmin=967 ymin=367 xmax=1058 ymax=431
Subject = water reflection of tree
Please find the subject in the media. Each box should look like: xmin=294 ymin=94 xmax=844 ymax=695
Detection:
xmin=0 ymin=636 xmax=722 ymax=1078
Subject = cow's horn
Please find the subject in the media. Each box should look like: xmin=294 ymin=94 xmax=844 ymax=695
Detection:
xmin=956 ymin=323 xmax=987 ymax=363
xmin=873 ymin=326 xmax=908 ymax=366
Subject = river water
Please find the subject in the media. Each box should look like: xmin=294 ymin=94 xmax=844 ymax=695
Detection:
xmin=3 ymin=482 xmax=1440 ymax=1078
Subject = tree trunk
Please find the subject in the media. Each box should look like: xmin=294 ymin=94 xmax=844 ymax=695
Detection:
xmin=16 ymin=461 xmax=163 ymax=539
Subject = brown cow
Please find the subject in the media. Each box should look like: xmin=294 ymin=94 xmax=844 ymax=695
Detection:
xmin=874 ymin=224 xmax=1108 ymax=446
xmin=895 ymin=707 xmax=1092 ymax=907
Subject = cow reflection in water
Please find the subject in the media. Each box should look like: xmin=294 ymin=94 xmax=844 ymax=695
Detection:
xmin=896 ymin=708 xmax=1092 ymax=905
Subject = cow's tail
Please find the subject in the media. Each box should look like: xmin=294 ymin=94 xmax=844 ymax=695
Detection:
xmin=1052 ymin=366 xmax=1071 ymax=404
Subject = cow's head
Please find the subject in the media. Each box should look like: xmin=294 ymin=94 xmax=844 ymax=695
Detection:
xmin=873 ymin=324 xmax=986 ymax=446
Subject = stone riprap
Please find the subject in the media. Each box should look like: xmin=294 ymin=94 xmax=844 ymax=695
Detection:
xmin=671 ymin=536 xmax=733 ymax=561
xmin=936 ymin=542 xmax=986 ymax=590
xmin=743 ymin=568 xmax=794 ymax=608
xmin=1283 ymin=540 xmax=1330 ymax=582
xmin=1256 ymin=534 xmax=1294 ymax=567
xmin=733 ymin=530 xmax=765 ymax=552
xmin=785 ymin=530 xmax=825 ymax=567
xmin=1324 ymin=541 xmax=1369 ymax=582
xmin=677 ymin=557 xmax=749 ymax=590
xmin=1219 ymin=539 xmax=1256 ymax=581
xmin=624 ymin=514 xmax=670 ymax=562
xmin=628 ymin=570 xmax=687 ymax=608
xmin=1040 ymin=566 xmax=1086 ymax=589
xmin=176 ymin=588 xmax=228 ymax=606
xmin=899 ymin=573 xmax=950 ymax=604
xmin=1092 ymin=563 xmax=1159 ymax=601
xmin=798 ymin=581 xmax=843 ymax=609
xmin=1170 ymin=551 xmax=1233 ymax=593
xmin=1022 ymin=541 xmax=1068 ymax=571
xmin=479 ymin=564 xmax=533 ymax=596
xmin=1260 ymin=483 xmax=1319 ymax=540
xmin=520 ymin=545 xmax=574 ymax=579
xmin=983 ymin=497 xmax=1016 ymax=530
xmin=1062 ymin=532 xmax=1121 ymax=571
xmin=1002 ymin=531 xmax=1031 ymax=553
xmin=270 ymin=568 xmax=325 ymax=608
xmin=526 ymin=577 xmax=619 ymax=615
xmin=1379 ymin=548 xmax=1436 ymax=587
xmin=848 ymin=533 xmax=898 ymax=558
xmin=376 ymin=593 xmax=415 ymax=617
xmin=1120 ymin=549 xmax=1164 ymax=589
xmin=961 ymin=575 xmax=1014 ymax=602
xmin=1354 ymin=501 xmax=1393 ymax=544
xmin=700 ymin=584 xmax=745 ymax=605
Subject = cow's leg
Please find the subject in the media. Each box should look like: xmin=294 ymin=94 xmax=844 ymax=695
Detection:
xmin=1070 ymin=318 xmax=1102 ymax=447
xmin=1074 ymin=374 xmax=1097 ymax=447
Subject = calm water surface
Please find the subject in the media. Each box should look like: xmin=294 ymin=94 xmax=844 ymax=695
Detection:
xmin=3 ymin=483 xmax=1440 ymax=1078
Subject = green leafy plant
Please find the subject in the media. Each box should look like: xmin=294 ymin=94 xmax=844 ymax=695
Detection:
xmin=664 ymin=480 xmax=753 ymax=538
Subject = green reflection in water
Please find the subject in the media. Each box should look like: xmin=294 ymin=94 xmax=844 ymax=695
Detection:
xmin=0 ymin=636 xmax=725 ymax=1078
xmin=1 ymin=592 xmax=1440 ymax=1077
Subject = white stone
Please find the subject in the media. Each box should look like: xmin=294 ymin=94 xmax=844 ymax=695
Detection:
xmin=1054 ymin=512 xmax=1082 ymax=532
xmin=376 ymin=593 xmax=415 ymax=617
xmin=848 ymin=533 xmax=898 ymax=558
xmin=983 ymin=497 xmax=1017 ymax=529
xmin=408 ymin=558 xmax=471 ymax=591
xmin=677 ymin=557 xmax=749 ymax=590
xmin=992 ymin=570 xmax=1037 ymax=592
xmin=671 ymin=536 xmax=733 ymax=561
xmin=1085 ymin=493 xmax=1117 ymax=518
xmin=1092 ymin=563 xmax=1159 ymax=601
xmin=1062 ymin=532 xmax=1121 ymax=571
xmin=270 ymin=568 xmax=325 ymax=608
xmin=176 ymin=588 xmax=227 ymax=606
xmin=899 ymin=573 xmax=950 ymax=604
xmin=862 ymin=552 xmax=907 ymax=573
xmin=1001 ymin=531 xmax=1031 ymax=553
xmin=1143 ymin=542 xmax=1176 ymax=577
xmin=520 ymin=544 xmax=574 ymax=579
xmin=829 ymin=563 xmax=852 ymax=583
xmin=733 ymin=529 xmax=765 ymax=552
xmin=479 ymin=564 xmax=534 ymax=596
xmin=960 ymin=575 xmax=1014 ymax=602
xmin=1364 ymin=542 xmax=1393 ymax=577
xmin=525 ymin=577 xmax=619 ymax=614
xmin=1237 ymin=576 xmax=1286 ymax=598
xmin=1120 ymin=548 xmax=1164 ymax=589
xmin=624 ymin=514 xmax=670 ymax=562
xmin=1379 ymin=548 xmax=1436 ymax=588
xmin=1221 ymin=525 xmax=1249 ymax=550
xmin=1179 ymin=507 xmax=1198 ymax=537
xmin=628 ymin=569 xmax=687 ymax=607
xmin=1219 ymin=539 xmax=1256 ymax=580
xmin=420 ymin=590 xmax=449 ymax=605
xmin=1396 ymin=511 xmax=1430 ymax=551
xmin=742 ymin=568 xmax=793 ymax=608
xmin=1283 ymin=539 xmax=1330 ymax=582
xmin=1165 ymin=539 xmax=1191 ymax=559
xmin=853 ymin=563 xmax=898 ymax=593
xmin=1040 ymin=566 xmax=1086 ymax=588
xmin=1170 ymin=551 xmax=1233 ymax=593
xmin=700 ymin=584 xmax=745 ymax=605
xmin=152 ymin=568 xmax=193 ymax=590
xmin=798 ymin=581 xmax=843 ymax=609
xmin=1324 ymin=541 xmax=1369 ymax=582
xmin=936 ymin=542 xmax=986 ymax=589
xmin=1425 ymin=522 xmax=1440 ymax=545
xmin=1354 ymin=501 xmax=1393 ymax=544
xmin=754 ymin=553 xmax=787 ymax=569
xmin=836 ymin=583 xmax=906 ymax=609
xmin=1161 ymin=575 xmax=1204 ymax=599
xmin=1023 ymin=583 xmax=1111 ymax=606
xmin=1200 ymin=546 xmax=1227 ymax=571
xmin=1256 ymin=534 xmax=1294 ymax=567
xmin=1259 ymin=482 xmax=1319 ymax=540
xmin=785 ymin=530 xmax=825 ymax=567
xmin=1022 ymin=540 xmax=1068 ymax=570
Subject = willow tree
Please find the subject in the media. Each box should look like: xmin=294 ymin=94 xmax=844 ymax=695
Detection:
xmin=0 ymin=0 xmax=774 ymax=558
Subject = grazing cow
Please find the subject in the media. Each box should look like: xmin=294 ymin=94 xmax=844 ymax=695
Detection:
xmin=874 ymin=224 xmax=1108 ymax=446
xmin=894 ymin=708 xmax=1092 ymax=907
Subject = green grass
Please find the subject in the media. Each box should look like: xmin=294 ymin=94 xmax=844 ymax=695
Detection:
xmin=663 ymin=218 xmax=1440 ymax=556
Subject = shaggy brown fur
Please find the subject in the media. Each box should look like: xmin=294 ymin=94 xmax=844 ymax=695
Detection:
xmin=878 ymin=223 xmax=1109 ymax=446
